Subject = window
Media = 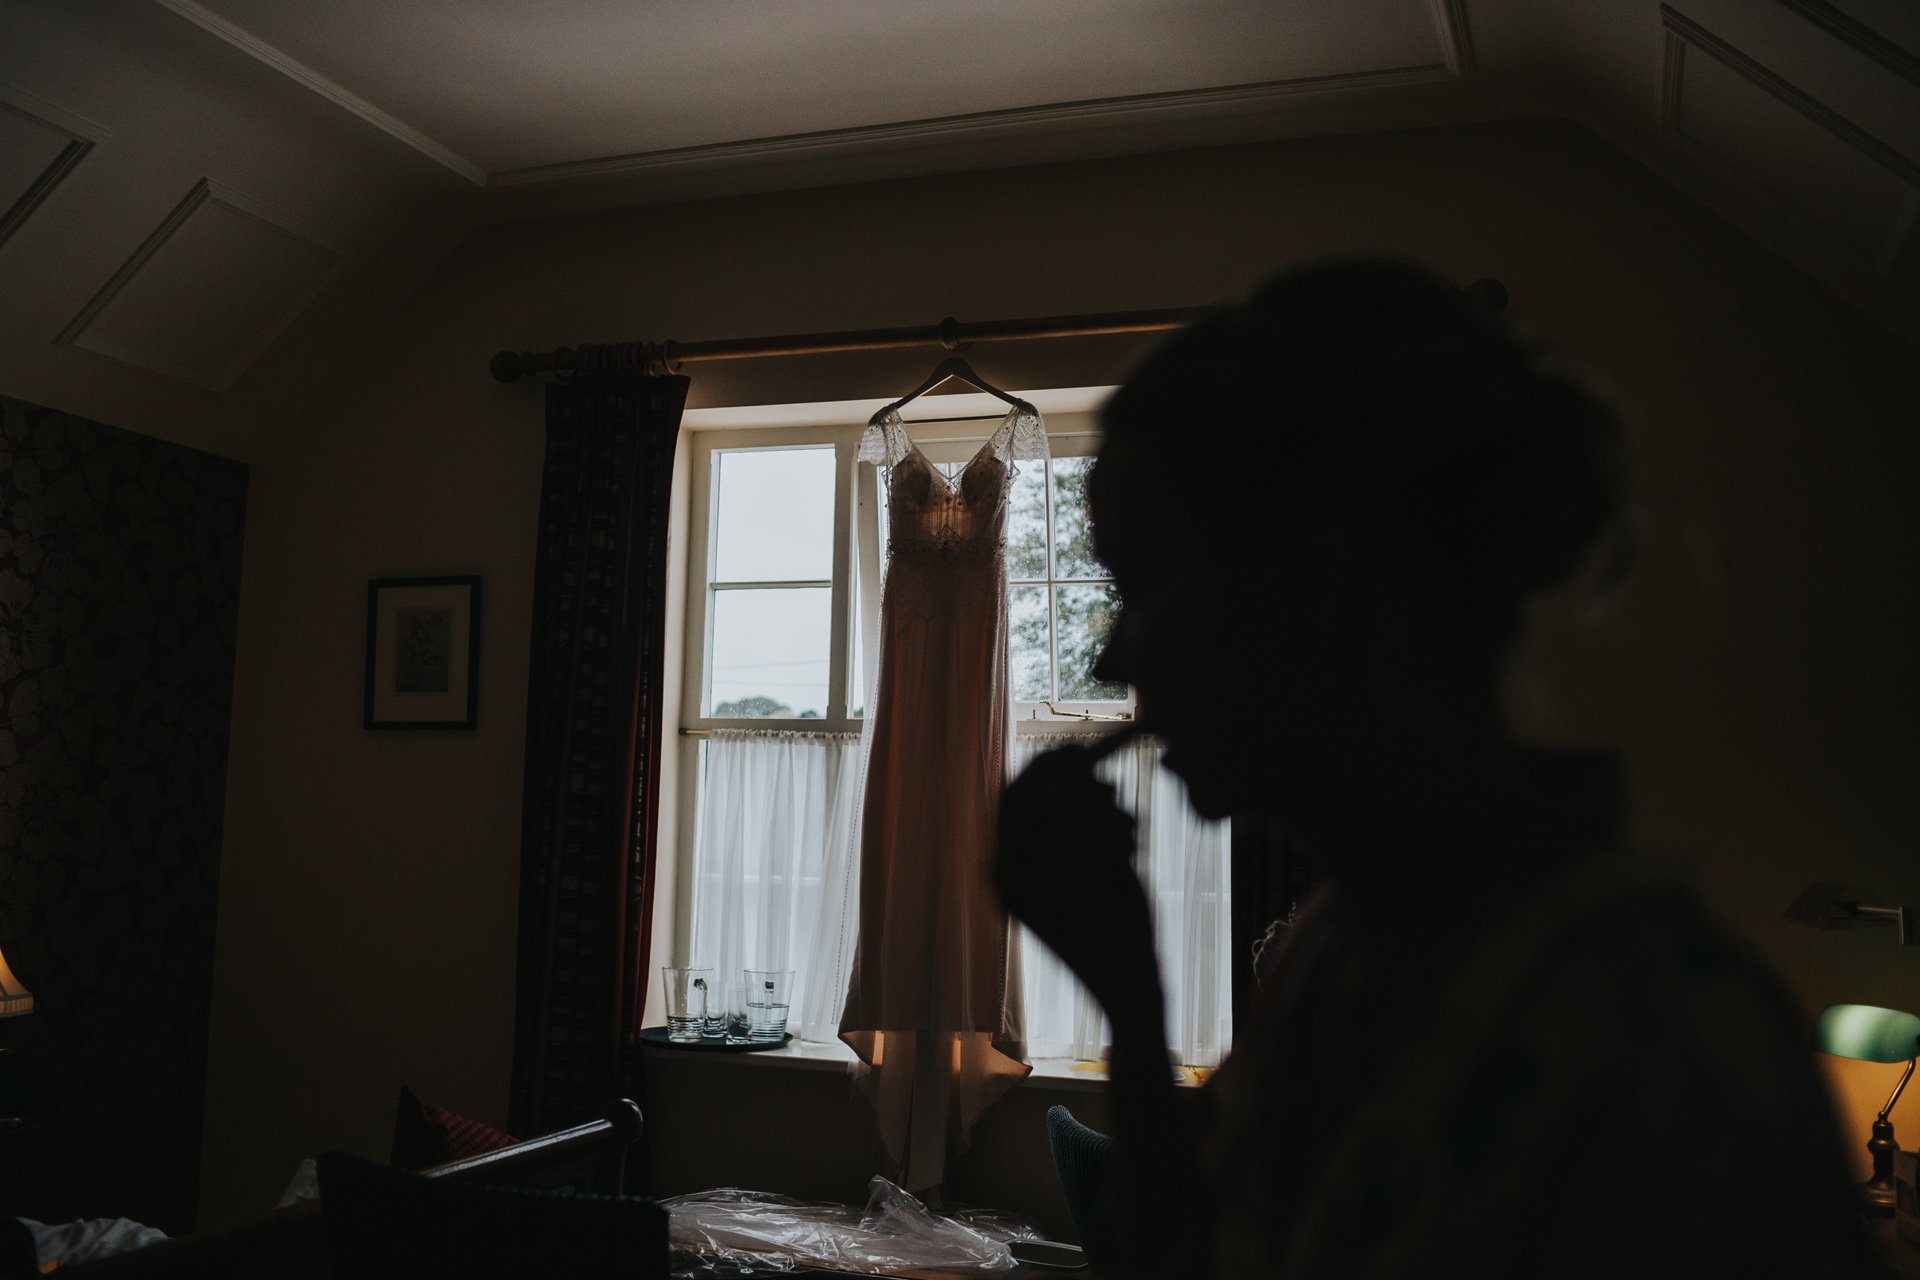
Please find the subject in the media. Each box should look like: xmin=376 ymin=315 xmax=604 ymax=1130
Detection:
xmin=888 ymin=431 xmax=1130 ymax=719
xmin=706 ymin=446 xmax=838 ymax=719
xmin=1009 ymin=455 xmax=1128 ymax=710
xmin=682 ymin=426 xmax=862 ymax=733
xmin=674 ymin=398 xmax=1228 ymax=1065
xmin=674 ymin=424 xmax=867 ymax=1046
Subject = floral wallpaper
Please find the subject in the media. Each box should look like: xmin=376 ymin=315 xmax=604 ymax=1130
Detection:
xmin=0 ymin=393 xmax=247 ymax=1232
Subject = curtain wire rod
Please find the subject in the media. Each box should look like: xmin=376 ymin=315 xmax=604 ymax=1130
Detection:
xmin=488 ymin=306 xmax=1203 ymax=383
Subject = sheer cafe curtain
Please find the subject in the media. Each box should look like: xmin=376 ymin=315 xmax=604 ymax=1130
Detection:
xmin=1012 ymin=733 xmax=1235 ymax=1068
xmin=690 ymin=727 xmax=1231 ymax=1067
xmin=688 ymin=729 xmax=861 ymax=1037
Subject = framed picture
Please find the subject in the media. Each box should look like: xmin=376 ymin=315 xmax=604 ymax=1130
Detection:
xmin=364 ymin=576 xmax=480 ymax=729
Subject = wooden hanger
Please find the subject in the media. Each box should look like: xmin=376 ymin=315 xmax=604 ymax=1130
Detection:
xmin=874 ymin=357 xmax=1035 ymax=420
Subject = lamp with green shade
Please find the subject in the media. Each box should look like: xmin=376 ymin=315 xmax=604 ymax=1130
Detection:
xmin=1812 ymin=1003 xmax=1920 ymax=1217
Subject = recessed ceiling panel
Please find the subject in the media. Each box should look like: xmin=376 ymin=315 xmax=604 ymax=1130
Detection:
xmin=61 ymin=180 xmax=345 ymax=392
xmin=194 ymin=0 xmax=1445 ymax=173
xmin=0 ymin=91 xmax=96 ymax=251
xmin=1671 ymin=40 xmax=1917 ymax=270
xmin=0 ymin=109 xmax=74 ymax=210
xmin=1684 ymin=0 xmax=1920 ymax=162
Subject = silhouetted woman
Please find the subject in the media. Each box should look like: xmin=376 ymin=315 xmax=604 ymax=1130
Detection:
xmin=997 ymin=261 xmax=1880 ymax=1278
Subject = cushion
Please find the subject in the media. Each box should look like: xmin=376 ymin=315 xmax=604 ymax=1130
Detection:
xmin=317 ymin=1151 xmax=668 ymax=1280
xmin=389 ymin=1085 xmax=517 ymax=1172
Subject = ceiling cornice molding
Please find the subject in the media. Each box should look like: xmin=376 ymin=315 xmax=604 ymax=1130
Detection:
xmin=152 ymin=0 xmax=488 ymax=186
xmin=486 ymin=63 xmax=1460 ymax=189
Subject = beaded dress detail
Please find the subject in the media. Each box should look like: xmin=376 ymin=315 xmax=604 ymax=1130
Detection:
xmin=839 ymin=403 xmax=1048 ymax=1191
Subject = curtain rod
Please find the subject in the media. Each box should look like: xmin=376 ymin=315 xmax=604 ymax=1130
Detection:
xmin=488 ymin=307 xmax=1202 ymax=383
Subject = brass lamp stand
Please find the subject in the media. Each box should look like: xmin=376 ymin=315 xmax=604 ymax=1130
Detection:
xmin=1863 ymin=1054 xmax=1916 ymax=1217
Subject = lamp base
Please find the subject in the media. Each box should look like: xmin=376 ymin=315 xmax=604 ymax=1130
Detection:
xmin=1864 ymin=1116 xmax=1903 ymax=1218
xmin=1860 ymin=1177 xmax=1898 ymax=1219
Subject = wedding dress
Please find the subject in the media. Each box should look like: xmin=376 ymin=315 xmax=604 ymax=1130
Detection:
xmin=839 ymin=402 xmax=1048 ymax=1191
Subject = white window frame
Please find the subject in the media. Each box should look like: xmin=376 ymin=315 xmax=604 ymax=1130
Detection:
xmin=1000 ymin=444 xmax=1132 ymax=726
xmin=682 ymin=424 xmax=864 ymax=734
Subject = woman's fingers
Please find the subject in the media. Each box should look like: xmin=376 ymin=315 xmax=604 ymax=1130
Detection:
xmin=996 ymin=743 xmax=1148 ymax=957
xmin=998 ymin=750 xmax=1131 ymax=880
xmin=1002 ymin=746 xmax=1130 ymax=841
xmin=1007 ymin=741 xmax=1109 ymax=792
xmin=996 ymin=745 xmax=1163 ymax=1015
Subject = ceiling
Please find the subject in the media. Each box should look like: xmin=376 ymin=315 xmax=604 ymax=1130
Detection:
xmin=181 ymin=0 xmax=1456 ymax=179
xmin=0 ymin=0 xmax=1915 ymax=460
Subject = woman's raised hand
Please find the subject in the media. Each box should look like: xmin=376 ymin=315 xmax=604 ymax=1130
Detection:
xmin=994 ymin=743 xmax=1164 ymax=1021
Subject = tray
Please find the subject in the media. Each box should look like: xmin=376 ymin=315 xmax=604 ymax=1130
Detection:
xmin=639 ymin=1026 xmax=793 ymax=1053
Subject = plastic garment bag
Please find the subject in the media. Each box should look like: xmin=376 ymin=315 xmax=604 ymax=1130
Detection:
xmin=664 ymin=1177 xmax=1037 ymax=1275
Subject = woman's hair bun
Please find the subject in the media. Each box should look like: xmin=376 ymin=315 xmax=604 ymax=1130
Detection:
xmin=1102 ymin=258 xmax=1627 ymax=666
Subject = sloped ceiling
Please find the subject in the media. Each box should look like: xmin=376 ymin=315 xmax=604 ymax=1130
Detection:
xmin=0 ymin=0 xmax=1914 ymax=461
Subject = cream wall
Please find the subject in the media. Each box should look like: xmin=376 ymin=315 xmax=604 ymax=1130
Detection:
xmin=199 ymin=117 xmax=1920 ymax=1226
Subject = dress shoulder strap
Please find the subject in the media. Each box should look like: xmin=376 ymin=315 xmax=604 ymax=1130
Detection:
xmin=985 ymin=406 xmax=1049 ymax=466
xmin=858 ymin=410 xmax=914 ymax=467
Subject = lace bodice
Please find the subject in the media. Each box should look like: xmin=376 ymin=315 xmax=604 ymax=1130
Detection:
xmin=857 ymin=403 xmax=1049 ymax=470
xmin=859 ymin=403 xmax=1049 ymax=561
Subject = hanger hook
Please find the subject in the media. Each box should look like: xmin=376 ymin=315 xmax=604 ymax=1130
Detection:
xmin=877 ymin=354 xmax=1035 ymax=420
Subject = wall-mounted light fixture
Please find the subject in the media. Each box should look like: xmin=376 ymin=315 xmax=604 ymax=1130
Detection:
xmin=1785 ymin=883 xmax=1915 ymax=945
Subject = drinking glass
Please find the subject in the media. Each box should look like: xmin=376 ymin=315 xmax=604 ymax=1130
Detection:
xmin=724 ymin=984 xmax=752 ymax=1045
xmin=744 ymin=969 xmax=794 ymax=1043
xmin=701 ymin=987 xmax=729 ymax=1039
xmin=661 ymin=967 xmax=714 ymax=1042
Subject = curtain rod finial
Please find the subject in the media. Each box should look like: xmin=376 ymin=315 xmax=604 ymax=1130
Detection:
xmin=491 ymin=350 xmax=526 ymax=383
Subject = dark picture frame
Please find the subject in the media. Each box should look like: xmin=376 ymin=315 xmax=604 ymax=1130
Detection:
xmin=364 ymin=576 xmax=481 ymax=729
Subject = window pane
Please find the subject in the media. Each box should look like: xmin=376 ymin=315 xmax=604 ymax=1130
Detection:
xmin=1010 ymin=584 xmax=1052 ymax=701
xmin=1050 ymin=457 xmax=1104 ymax=579
xmin=714 ymin=448 xmax=835 ymax=582
xmin=1055 ymin=583 xmax=1126 ymax=700
xmin=1007 ymin=461 xmax=1048 ymax=580
xmin=710 ymin=587 xmax=831 ymax=717
xmin=850 ymin=558 xmax=865 ymax=719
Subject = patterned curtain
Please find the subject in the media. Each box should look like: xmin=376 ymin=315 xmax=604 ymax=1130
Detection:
xmin=509 ymin=372 xmax=689 ymax=1154
xmin=0 ymin=394 xmax=247 ymax=1231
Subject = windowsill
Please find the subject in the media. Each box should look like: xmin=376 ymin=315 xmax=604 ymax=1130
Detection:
xmin=640 ymin=1037 xmax=1206 ymax=1090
